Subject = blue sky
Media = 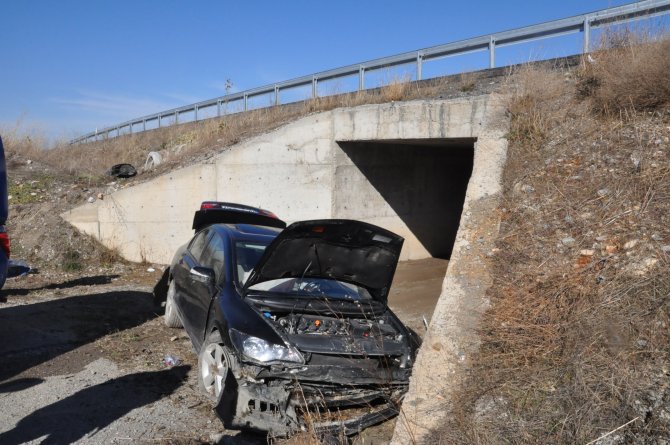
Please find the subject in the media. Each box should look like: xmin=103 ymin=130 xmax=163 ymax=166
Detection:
xmin=0 ymin=1 xmax=642 ymax=141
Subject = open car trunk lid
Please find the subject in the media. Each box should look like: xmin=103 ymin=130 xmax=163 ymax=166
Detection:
xmin=244 ymin=220 xmax=403 ymax=303
xmin=192 ymin=202 xmax=286 ymax=232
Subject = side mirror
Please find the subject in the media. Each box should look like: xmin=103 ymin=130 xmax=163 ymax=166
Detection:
xmin=190 ymin=266 xmax=215 ymax=284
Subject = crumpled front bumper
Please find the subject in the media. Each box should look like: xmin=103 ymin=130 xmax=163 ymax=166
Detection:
xmin=216 ymin=365 xmax=407 ymax=437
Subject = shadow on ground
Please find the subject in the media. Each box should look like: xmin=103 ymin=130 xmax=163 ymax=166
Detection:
xmin=0 ymin=274 xmax=121 ymax=297
xmin=0 ymin=366 xmax=190 ymax=445
xmin=0 ymin=289 xmax=157 ymax=382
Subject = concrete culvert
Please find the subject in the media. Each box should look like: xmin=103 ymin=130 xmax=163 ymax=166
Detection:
xmin=336 ymin=138 xmax=474 ymax=260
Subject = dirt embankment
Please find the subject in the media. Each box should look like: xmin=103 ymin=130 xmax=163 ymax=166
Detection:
xmin=438 ymin=36 xmax=670 ymax=445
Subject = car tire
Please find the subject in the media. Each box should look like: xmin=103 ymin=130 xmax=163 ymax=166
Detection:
xmin=164 ymin=280 xmax=182 ymax=328
xmin=198 ymin=331 xmax=235 ymax=403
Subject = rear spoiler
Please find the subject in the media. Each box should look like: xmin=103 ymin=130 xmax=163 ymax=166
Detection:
xmin=192 ymin=202 xmax=287 ymax=231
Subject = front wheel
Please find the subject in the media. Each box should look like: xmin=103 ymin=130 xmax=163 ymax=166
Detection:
xmin=164 ymin=280 xmax=182 ymax=328
xmin=198 ymin=331 xmax=235 ymax=403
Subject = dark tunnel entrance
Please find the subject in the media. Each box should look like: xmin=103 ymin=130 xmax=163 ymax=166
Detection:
xmin=337 ymin=139 xmax=474 ymax=259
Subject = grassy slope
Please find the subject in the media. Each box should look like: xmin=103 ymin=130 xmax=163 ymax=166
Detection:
xmin=440 ymin=38 xmax=670 ymax=444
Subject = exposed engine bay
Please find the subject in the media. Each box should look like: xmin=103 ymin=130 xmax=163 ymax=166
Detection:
xmin=250 ymin=298 xmax=413 ymax=358
xmin=274 ymin=313 xmax=400 ymax=340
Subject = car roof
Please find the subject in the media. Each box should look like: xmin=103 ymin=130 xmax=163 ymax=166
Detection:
xmin=209 ymin=223 xmax=282 ymax=242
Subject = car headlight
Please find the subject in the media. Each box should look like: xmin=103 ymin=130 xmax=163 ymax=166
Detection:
xmin=229 ymin=328 xmax=304 ymax=364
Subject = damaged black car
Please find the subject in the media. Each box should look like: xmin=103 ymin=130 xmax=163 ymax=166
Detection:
xmin=154 ymin=202 xmax=420 ymax=437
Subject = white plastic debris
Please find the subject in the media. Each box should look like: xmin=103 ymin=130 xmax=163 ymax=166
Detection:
xmin=144 ymin=151 xmax=163 ymax=171
xmin=163 ymin=355 xmax=181 ymax=367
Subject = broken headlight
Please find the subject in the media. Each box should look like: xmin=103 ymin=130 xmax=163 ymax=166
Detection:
xmin=229 ymin=328 xmax=304 ymax=364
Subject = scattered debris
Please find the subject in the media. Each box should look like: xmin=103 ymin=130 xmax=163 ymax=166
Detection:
xmin=7 ymin=259 xmax=32 ymax=278
xmin=144 ymin=151 xmax=163 ymax=171
xmin=623 ymin=239 xmax=639 ymax=250
xmin=163 ymin=355 xmax=182 ymax=367
xmin=561 ymin=237 xmax=576 ymax=246
xmin=106 ymin=164 xmax=137 ymax=178
xmin=87 ymin=196 xmax=96 ymax=203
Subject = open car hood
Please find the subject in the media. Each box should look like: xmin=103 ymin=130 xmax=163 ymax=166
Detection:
xmin=244 ymin=220 xmax=404 ymax=303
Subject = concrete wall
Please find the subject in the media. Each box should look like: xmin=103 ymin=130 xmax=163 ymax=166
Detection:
xmin=63 ymin=97 xmax=493 ymax=264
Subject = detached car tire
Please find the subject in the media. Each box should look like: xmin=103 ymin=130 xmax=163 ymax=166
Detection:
xmin=164 ymin=280 xmax=182 ymax=328
xmin=198 ymin=331 xmax=235 ymax=403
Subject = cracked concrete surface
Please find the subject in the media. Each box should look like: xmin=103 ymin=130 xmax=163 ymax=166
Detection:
xmin=391 ymin=94 xmax=508 ymax=444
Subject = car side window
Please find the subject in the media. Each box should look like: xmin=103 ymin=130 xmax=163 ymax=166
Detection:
xmin=201 ymin=233 xmax=225 ymax=280
xmin=188 ymin=229 xmax=210 ymax=262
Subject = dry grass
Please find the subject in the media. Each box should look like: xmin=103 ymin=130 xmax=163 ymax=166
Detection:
xmin=1 ymin=122 xmax=50 ymax=166
xmin=578 ymin=30 xmax=670 ymax=114
xmin=504 ymin=63 xmax=575 ymax=148
xmin=438 ymin=32 xmax=670 ymax=444
xmin=11 ymin=69 xmax=499 ymax=181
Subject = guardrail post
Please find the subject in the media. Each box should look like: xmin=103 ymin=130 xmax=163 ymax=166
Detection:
xmin=217 ymin=100 xmax=221 ymax=117
xmin=358 ymin=66 xmax=365 ymax=91
xmin=244 ymin=94 xmax=248 ymax=111
xmin=195 ymin=106 xmax=199 ymax=121
xmin=175 ymin=111 xmax=179 ymax=124
xmin=274 ymin=85 xmax=280 ymax=106
xmin=583 ymin=19 xmax=591 ymax=53
xmin=312 ymin=77 xmax=317 ymax=98
xmin=417 ymin=52 xmax=423 ymax=80
xmin=489 ymin=36 xmax=496 ymax=68
xmin=143 ymin=120 xmax=146 ymax=131
xmin=158 ymin=115 xmax=162 ymax=128
xmin=116 ymin=127 xmax=121 ymax=137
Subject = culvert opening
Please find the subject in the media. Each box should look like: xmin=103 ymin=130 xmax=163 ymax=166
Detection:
xmin=337 ymin=138 xmax=474 ymax=260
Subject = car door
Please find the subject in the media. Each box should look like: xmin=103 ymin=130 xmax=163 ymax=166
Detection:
xmin=190 ymin=231 xmax=225 ymax=341
xmin=173 ymin=229 xmax=211 ymax=336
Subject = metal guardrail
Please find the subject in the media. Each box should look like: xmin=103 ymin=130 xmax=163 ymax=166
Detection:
xmin=71 ymin=0 xmax=670 ymax=144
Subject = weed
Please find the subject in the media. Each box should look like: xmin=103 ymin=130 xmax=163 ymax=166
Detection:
xmin=578 ymin=29 xmax=670 ymax=114
xmin=8 ymin=175 xmax=54 ymax=204
xmin=459 ymin=71 xmax=476 ymax=92
xmin=63 ymin=249 xmax=83 ymax=271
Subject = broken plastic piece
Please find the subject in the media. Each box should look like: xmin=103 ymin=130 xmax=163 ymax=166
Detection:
xmin=144 ymin=151 xmax=163 ymax=170
xmin=7 ymin=259 xmax=31 ymax=278
xmin=163 ymin=354 xmax=181 ymax=367
xmin=107 ymin=163 xmax=137 ymax=178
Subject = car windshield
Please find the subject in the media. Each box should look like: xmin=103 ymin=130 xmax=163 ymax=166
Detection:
xmin=247 ymin=277 xmax=373 ymax=301
xmin=234 ymin=241 xmax=270 ymax=286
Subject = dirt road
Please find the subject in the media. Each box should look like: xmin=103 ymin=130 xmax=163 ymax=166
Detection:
xmin=0 ymin=259 xmax=447 ymax=444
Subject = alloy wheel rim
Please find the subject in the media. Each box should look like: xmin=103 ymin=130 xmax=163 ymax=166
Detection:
xmin=201 ymin=343 xmax=227 ymax=398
